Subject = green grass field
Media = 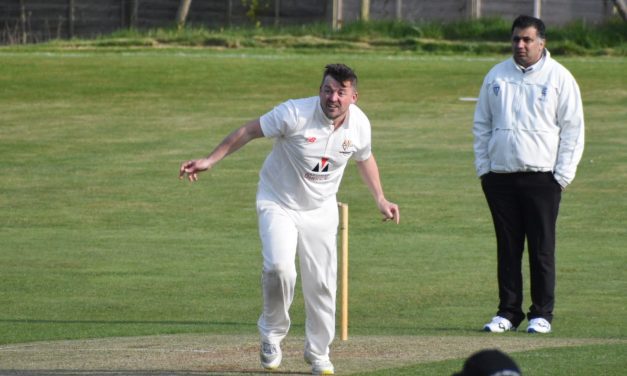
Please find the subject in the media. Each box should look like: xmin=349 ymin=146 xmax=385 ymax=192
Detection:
xmin=0 ymin=49 xmax=625 ymax=375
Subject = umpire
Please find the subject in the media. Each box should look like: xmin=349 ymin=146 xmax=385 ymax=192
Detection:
xmin=473 ymin=15 xmax=585 ymax=334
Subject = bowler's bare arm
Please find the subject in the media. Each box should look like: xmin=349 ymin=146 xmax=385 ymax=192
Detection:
xmin=179 ymin=119 xmax=264 ymax=182
xmin=356 ymin=155 xmax=400 ymax=224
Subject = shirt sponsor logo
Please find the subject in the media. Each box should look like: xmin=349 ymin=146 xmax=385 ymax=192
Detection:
xmin=304 ymin=172 xmax=330 ymax=182
xmin=306 ymin=137 xmax=317 ymax=143
xmin=312 ymin=157 xmax=329 ymax=172
xmin=305 ymin=157 xmax=331 ymax=182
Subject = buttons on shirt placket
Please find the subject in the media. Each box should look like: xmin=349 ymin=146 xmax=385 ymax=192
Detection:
xmin=322 ymin=122 xmax=336 ymax=161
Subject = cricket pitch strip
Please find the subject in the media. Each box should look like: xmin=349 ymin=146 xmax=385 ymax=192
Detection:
xmin=0 ymin=334 xmax=623 ymax=375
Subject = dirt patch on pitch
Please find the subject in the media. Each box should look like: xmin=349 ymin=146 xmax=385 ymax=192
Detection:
xmin=0 ymin=334 xmax=623 ymax=375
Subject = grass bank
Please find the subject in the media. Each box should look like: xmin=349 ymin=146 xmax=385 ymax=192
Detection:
xmin=3 ymin=19 xmax=627 ymax=56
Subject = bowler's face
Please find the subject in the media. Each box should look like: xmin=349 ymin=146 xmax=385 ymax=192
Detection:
xmin=319 ymin=76 xmax=357 ymax=121
xmin=511 ymin=26 xmax=545 ymax=68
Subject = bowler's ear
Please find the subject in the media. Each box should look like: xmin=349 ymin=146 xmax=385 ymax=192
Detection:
xmin=352 ymin=90 xmax=358 ymax=104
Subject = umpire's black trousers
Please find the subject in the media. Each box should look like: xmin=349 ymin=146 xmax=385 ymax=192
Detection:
xmin=481 ymin=171 xmax=562 ymax=326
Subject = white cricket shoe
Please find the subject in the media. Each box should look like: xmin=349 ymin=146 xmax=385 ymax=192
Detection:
xmin=527 ymin=318 xmax=552 ymax=333
xmin=311 ymin=359 xmax=335 ymax=375
xmin=483 ymin=316 xmax=516 ymax=333
xmin=260 ymin=342 xmax=282 ymax=370
xmin=304 ymin=349 xmax=334 ymax=375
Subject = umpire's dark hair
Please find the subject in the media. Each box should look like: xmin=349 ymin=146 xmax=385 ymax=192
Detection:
xmin=322 ymin=63 xmax=358 ymax=90
xmin=511 ymin=15 xmax=546 ymax=39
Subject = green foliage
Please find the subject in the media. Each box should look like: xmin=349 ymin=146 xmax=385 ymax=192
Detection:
xmin=550 ymin=19 xmax=627 ymax=48
xmin=338 ymin=20 xmax=424 ymax=39
xmin=438 ymin=17 xmax=512 ymax=41
xmin=241 ymin=0 xmax=271 ymax=27
xmin=5 ymin=18 xmax=625 ymax=56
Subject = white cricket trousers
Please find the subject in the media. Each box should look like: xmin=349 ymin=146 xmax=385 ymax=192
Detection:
xmin=256 ymin=192 xmax=338 ymax=362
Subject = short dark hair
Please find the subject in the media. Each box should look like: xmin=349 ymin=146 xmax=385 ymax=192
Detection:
xmin=511 ymin=15 xmax=546 ymax=39
xmin=453 ymin=349 xmax=521 ymax=376
xmin=322 ymin=63 xmax=358 ymax=89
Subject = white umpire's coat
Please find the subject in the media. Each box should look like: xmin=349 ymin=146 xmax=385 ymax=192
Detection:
xmin=473 ymin=50 xmax=585 ymax=188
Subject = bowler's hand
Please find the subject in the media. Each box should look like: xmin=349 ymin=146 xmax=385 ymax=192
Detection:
xmin=379 ymin=200 xmax=400 ymax=224
xmin=179 ymin=158 xmax=211 ymax=182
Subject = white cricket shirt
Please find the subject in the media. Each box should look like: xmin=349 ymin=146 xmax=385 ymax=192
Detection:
xmin=259 ymin=96 xmax=372 ymax=210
